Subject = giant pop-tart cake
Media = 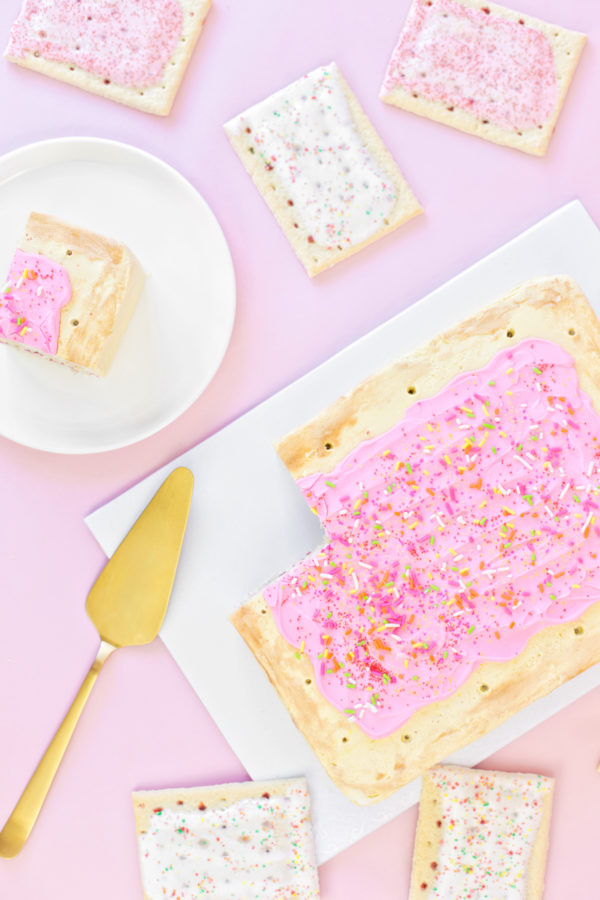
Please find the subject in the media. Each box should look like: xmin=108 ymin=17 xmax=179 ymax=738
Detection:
xmin=232 ymin=275 xmax=600 ymax=804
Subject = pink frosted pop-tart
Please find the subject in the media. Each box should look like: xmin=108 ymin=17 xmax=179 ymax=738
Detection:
xmin=4 ymin=0 xmax=212 ymax=115
xmin=0 ymin=212 xmax=144 ymax=376
xmin=409 ymin=765 xmax=554 ymax=899
xmin=380 ymin=0 xmax=585 ymax=156
xmin=132 ymin=777 xmax=320 ymax=900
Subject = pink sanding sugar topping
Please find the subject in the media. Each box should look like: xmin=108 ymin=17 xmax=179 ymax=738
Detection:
xmin=264 ymin=340 xmax=600 ymax=738
xmin=382 ymin=0 xmax=558 ymax=132
xmin=0 ymin=249 xmax=72 ymax=356
xmin=6 ymin=0 xmax=183 ymax=88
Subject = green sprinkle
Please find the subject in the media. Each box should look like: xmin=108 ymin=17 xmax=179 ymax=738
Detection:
xmin=488 ymin=380 xmax=495 ymax=386
xmin=482 ymin=423 xmax=495 ymax=430
xmin=492 ymin=446 xmax=497 ymax=454
xmin=523 ymin=494 xmax=534 ymax=505
xmin=406 ymin=462 xmax=413 ymax=474
xmin=467 ymin=625 xmax=475 ymax=634
xmin=325 ymin=480 xmax=336 ymax=488
xmin=533 ymin=366 xmax=542 ymax=375
xmin=344 ymin=709 xmax=356 ymax=716
xmin=573 ymin=493 xmax=581 ymax=503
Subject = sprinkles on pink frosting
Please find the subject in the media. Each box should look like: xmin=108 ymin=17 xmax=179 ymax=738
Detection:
xmin=0 ymin=249 xmax=71 ymax=355
xmin=5 ymin=0 xmax=183 ymax=88
xmin=382 ymin=0 xmax=558 ymax=132
xmin=422 ymin=765 xmax=552 ymax=898
xmin=264 ymin=339 xmax=600 ymax=738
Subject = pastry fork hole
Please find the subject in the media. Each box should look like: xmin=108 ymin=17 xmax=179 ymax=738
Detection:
xmin=574 ymin=625 xmax=584 ymax=636
xmin=506 ymin=328 xmax=515 ymax=338
xmin=479 ymin=682 xmax=489 ymax=693
xmin=324 ymin=441 xmax=333 ymax=451
xmin=401 ymin=733 xmax=412 ymax=743
xmin=407 ymin=385 xmax=416 ymax=395
xmin=568 ymin=327 xmax=576 ymax=336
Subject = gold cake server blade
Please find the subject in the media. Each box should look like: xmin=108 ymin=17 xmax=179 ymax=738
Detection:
xmin=0 ymin=466 xmax=194 ymax=858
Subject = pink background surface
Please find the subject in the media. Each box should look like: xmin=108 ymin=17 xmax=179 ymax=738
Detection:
xmin=0 ymin=0 xmax=599 ymax=897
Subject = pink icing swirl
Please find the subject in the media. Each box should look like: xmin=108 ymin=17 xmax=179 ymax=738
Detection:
xmin=6 ymin=0 xmax=183 ymax=88
xmin=264 ymin=340 xmax=600 ymax=738
xmin=0 ymin=249 xmax=72 ymax=356
xmin=383 ymin=0 xmax=557 ymax=131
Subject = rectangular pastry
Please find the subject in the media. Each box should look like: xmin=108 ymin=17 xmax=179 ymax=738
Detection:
xmin=225 ymin=62 xmax=422 ymax=276
xmin=409 ymin=765 xmax=554 ymax=899
xmin=4 ymin=0 xmax=212 ymax=116
xmin=380 ymin=0 xmax=586 ymax=156
xmin=0 ymin=212 xmax=144 ymax=376
xmin=132 ymin=777 xmax=320 ymax=900
xmin=232 ymin=275 xmax=600 ymax=804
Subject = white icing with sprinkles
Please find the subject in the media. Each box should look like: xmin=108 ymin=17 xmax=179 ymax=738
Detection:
xmin=426 ymin=765 xmax=553 ymax=898
xmin=138 ymin=782 xmax=320 ymax=899
xmin=226 ymin=63 xmax=398 ymax=248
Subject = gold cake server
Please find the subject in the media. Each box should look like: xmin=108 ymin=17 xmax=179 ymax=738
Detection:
xmin=0 ymin=466 xmax=194 ymax=858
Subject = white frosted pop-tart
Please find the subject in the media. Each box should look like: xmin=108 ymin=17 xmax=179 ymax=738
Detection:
xmin=380 ymin=0 xmax=586 ymax=156
xmin=409 ymin=765 xmax=554 ymax=899
xmin=232 ymin=275 xmax=600 ymax=804
xmin=132 ymin=777 xmax=320 ymax=900
xmin=225 ymin=62 xmax=422 ymax=276
xmin=4 ymin=0 xmax=212 ymax=116
xmin=0 ymin=212 xmax=144 ymax=375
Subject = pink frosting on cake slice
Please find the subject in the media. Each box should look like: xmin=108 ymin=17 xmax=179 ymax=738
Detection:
xmin=0 ymin=249 xmax=72 ymax=356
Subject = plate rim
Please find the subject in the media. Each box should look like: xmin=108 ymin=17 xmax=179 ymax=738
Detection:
xmin=0 ymin=135 xmax=237 ymax=455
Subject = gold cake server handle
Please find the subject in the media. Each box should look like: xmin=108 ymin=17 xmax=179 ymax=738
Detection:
xmin=0 ymin=641 xmax=115 ymax=858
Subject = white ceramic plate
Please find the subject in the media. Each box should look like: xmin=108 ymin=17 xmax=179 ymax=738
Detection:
xmin=0 ymin=138 xmax=236 ymax=454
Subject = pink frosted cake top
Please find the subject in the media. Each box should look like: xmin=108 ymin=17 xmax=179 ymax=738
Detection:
xmin=5 ymin=0 xmax=183 ymax=88
xmin=382 ymin=0 xmax=558 ymax=132
xmin=424 ymin=765 xmax=553 ymax=898
xmin=0 ymin=249 xmax=72 ymax=355
xmin=264 ymin=340 xmax=600 ymax=738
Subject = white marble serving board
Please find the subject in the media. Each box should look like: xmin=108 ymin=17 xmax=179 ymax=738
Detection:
xmin=87 ymin=200 xmax=600 ymax=864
